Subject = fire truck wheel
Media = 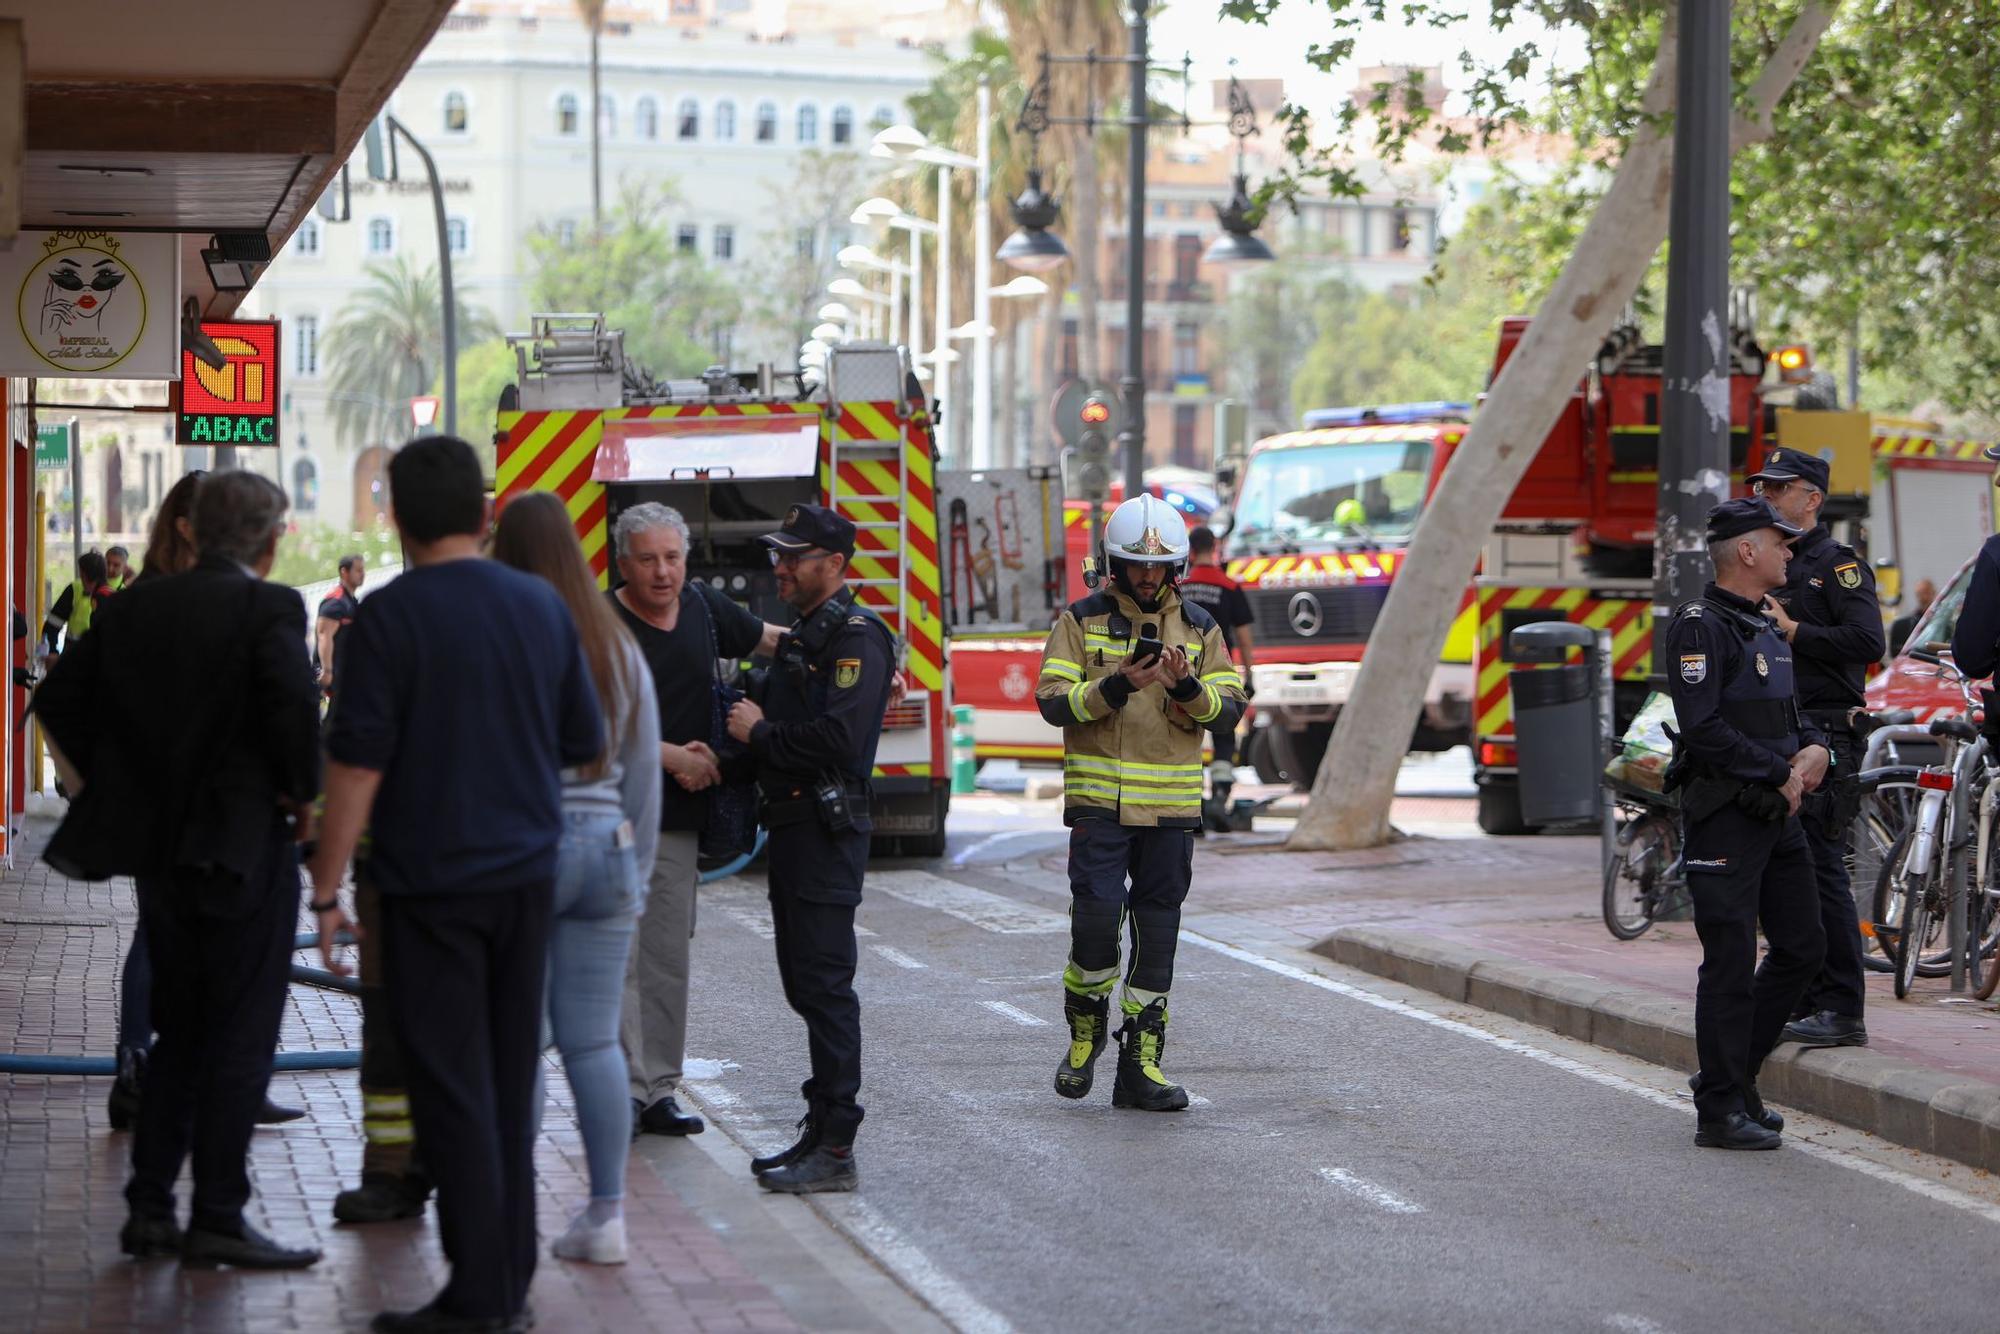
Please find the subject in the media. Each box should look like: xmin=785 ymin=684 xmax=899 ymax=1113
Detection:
xmin=1266 ymin=724 xmax=1331 ymax=791
xmin=1476 ymin=779 xmax=1533 ymax=837
xmin=1247 ymin=730 xmax=1287 ymax=787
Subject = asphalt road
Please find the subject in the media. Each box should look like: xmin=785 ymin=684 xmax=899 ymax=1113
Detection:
xmin=678 ymin=799 xmax=2000 ymax=1333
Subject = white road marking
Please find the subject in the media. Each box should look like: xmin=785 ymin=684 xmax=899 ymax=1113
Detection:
xmin=1176 ymin=928 xmax=2000 ymax=1228
xmin=712 ymin=900 xmax=776 ymax=940
xmin=1605 ymin=1315 xmax=1674 ymax=1334
xmin=969 ymin=861 xmax=2000 ymax=1226
xmin=951 ymin=829 xmax=1057 ymax=866
xmin=872 ymin=869 xmax=1067 ymax=934
xmin=818 ymin=1196 xmax=1014 ymax=1334
xmin=1316 ymin=1167 xmax=1425 ymax=1215
xmin=870 ymin=944 xmax=929 ymax=970
xmin=854 ymin=924 xmax=879 ymax=938
xmin=979 ymin=1000 xmax=1048 ymax=1027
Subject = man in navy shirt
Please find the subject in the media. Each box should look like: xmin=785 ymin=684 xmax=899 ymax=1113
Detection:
xmin=310 ymin=437 xmax=602 ymax=1334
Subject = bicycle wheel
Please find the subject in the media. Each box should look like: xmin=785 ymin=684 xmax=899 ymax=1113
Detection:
xmin=1893 ymin=852 xmax=1939 ymax=1001
xmin=1852 ymin=770 xmax=1921 ymax=973
xmin=1603 ymin=810 xmax=1674 ymax=940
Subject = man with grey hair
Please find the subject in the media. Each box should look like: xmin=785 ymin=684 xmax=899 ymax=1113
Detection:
xmin=37 ymin=467 xmax=324 ymax=1267
xmin=609 ymin=501 xmax=785 ymax=1136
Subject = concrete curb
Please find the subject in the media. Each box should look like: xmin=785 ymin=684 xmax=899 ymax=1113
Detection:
xmin=1317 ymin=925 xmax=2000 ymax=1174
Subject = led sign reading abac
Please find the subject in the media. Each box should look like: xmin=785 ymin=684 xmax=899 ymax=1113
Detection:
xmin=178 ymin=319 xmax=281 ymax=446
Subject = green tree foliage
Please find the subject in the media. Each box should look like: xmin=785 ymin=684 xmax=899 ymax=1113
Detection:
xmin=1227 ymin=1 xmax=2000 ymax=419
xmin=740 ymin=152 xmax=869 ymax=360
xmin=436 ymin=337 xmax=517 ymax=476
xmin=524 ymin=179 xmax=742 ymax=379
xmin=321 ymin=256 xmax=497 ymax=449
xmin=269 ymin=520 xmax=403 ymax=589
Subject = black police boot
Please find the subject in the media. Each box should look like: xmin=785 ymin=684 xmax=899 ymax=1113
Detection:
xmin=1689 ymin=1071 xmax=1782 ymax=1133
xmin=750 ymin=1111 xmax=818 ymax=1176
xmin=1694 ymin=1111 xmax=1782 ymax=1151
xmin=1054 ymin=992 xmax=1110 ymax=1100
xmin=333 ymin=1172 xmax=433 ymax=1224
xmin=1111 ymin=999 xmax=1190 ymax=1112
xmin=759 ymin=1144 xmax=858 ymax=1195
xmin=108 ymin=1047 xmax=146 ymax=1132
xmin=120 ymin=1211 xmax=183 ymax=1260
xmin=1782 ymin=1009 xmax=1868 ymax=1048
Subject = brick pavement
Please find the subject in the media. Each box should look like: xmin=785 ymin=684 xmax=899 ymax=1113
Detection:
xmin=0 ymin=808 xmax=870 ymax=1334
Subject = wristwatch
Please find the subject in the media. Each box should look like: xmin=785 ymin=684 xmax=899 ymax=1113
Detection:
xmin=309 ymin=895 xmax=341 ymax=913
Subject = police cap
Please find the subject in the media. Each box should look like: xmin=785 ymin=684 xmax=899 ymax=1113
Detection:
xmin=1746 ymin=447 xmax=1831 ymax=494
xmin=1705 ymin=496 xmax=1804 ymax=544
xmin=760 ymin=503 xmax=856 ymax=558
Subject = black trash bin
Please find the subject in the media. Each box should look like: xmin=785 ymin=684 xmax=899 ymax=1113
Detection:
xmin=1507 ymin=621 xmax=1602 ymax=827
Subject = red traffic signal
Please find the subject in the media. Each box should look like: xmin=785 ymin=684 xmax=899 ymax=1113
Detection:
xmin=1080 ymin=398 xmax=1112 ymax=425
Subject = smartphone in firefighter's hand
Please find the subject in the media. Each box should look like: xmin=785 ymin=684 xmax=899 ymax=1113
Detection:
xmin=1132 ymin=623 xmax=1164 ymax=667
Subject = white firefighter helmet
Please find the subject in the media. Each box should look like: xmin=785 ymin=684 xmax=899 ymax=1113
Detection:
xmin=1102 ymin=493 xmax=1190 ymax=573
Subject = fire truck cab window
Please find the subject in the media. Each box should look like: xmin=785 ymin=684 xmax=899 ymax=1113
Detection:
xmin=1231 ymin=440 xmax=1432 ymax=549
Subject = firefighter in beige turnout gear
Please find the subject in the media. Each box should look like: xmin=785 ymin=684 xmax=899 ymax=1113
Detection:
xmin=1036 ymin=495 xmax=1246 ymax=1110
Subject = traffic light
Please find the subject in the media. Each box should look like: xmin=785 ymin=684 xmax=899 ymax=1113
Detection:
xmin=1066 ymin=390 xmax=1116 ymax=502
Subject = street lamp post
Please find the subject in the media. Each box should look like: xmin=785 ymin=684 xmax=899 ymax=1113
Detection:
xmin=972 ymin=80 xmax=994 ymax=471
xmin=386 ymin=116 xmax=457 ymax=439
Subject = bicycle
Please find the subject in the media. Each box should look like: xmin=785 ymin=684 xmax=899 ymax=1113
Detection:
xmin=1602 ymin=774 xmax=1683 ymax=940
xmin=1864 ymin=653 xmax=2000 ymax=998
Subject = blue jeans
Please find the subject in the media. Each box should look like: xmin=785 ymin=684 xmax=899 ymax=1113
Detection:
xmin=547 ymin=809 xmax=643 ymax=1201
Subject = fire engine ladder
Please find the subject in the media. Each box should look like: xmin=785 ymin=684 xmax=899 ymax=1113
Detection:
xmin=823 ymin=348 xmax=911 ymax=638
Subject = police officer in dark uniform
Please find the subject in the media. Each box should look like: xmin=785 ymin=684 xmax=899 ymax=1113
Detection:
xmin=1749 ymin=450 xmax=1884 ymax=1050
xmin=724 ymin=504 xmax=896 ymax=1194
xmin=1665 ymin=497 xmax=1831 ymax=1151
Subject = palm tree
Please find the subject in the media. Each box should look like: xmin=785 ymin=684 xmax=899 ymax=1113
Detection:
xmin=576 ymin=0 xmax=606 ymax=229
xmin=321 ymin=256 xmax=497 ymax=448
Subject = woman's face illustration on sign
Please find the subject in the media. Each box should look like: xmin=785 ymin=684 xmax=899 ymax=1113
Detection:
xmin=17 ymin=233 xmax=148 ymax=372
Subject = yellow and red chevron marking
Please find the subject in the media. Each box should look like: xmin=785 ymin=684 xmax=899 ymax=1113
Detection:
xmin=821 ymin=407 xmax=943 ymax=696
xmin=1226 ymin=551 xmax=1401 ymax=585
xmin=1873 ymin=433 xmax=1993 ymax=462
xmin=872 ymin=763 xmax=934 ymax=779
xmin=833 ymin=401 xmax=899 ymax=444
xmin=497 ymin=403 xmax=821 ymax=586
xmin=1473 ymin=586 xmax=1653 ymax=739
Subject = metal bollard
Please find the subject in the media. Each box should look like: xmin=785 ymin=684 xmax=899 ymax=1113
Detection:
xmin=951 ymin=704 xmax=978 ymax=794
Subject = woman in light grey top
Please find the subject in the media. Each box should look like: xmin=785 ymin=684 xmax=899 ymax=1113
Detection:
xmin=493 ymin=492 xmax=661 ymax=1265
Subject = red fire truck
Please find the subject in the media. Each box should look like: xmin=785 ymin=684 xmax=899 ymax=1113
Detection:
xmin=496 ymin=316 xmax=954 ymax=856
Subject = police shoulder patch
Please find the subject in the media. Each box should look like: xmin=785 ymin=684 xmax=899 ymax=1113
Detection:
xmin=1835 ymin=562 xmax=1862 ymax=590
xmin=1679 ymin=654 xmax=1708 ymax=684
xmin=835 ymin=658 xmax=861 ymax=688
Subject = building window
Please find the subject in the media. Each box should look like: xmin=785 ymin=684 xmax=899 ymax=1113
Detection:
xmin=1390 ymin=207 xmax=1412 ymax=254
xmin=716 ymin=100 xmax=737 ymax=141
xmin=677 ymin=223 xmax=699 ymax=254
xmin=1173 ymin=322 xmax=1200 ymax=375
xmin=796 ymin=103 xmax=818 ymax=144
xmin=443 ymin=90 xmax=469 ymax=134
xmin=635 ymin=96 xmax=659 ymax=140
xmin=755 ymin=101 xmax=777 ymax=142
xmin=295 ymin=218 xmax=321 ymax=258
xmin=678 ymin=97 xmax=700 ymax=140
xmin=366 ymin=216 xmax=394 ymax=255
xmin=556 ymin=92 xmax=580 ymax=136
xmin=598 ymin=93 xmax=616 ymax=138
xmin=871 ymin=103 xmax=897 ymax=129
xmin=293 ymin=457 xmax=319 ymax=513
xmin=831 ymin=105 xmax=854 ymax=145
xmin=1172 ymin=405 xmax=1198 ymax=467
xmin=556 ymin=219 xmax=577 ymax=248
xmin=447 ymin=216 xmax=469 ymax=256
xmin=295 ymin=314 xmax=319 ymax=376
xmin=1173 ymin=234 xmax=1201 ymax=288
xmin=795 ymin=228 xmax=817 ymax=259
xmin=713 ymin=225 xmax=735 ymax=261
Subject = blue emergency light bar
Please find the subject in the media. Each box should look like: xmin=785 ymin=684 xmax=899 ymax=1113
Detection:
xmin=1301 ymin=402 xmax=1472 ymax=429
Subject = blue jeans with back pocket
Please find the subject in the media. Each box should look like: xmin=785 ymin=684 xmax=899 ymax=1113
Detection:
xmin=547 ymin=808 xmax=643 ymax=1200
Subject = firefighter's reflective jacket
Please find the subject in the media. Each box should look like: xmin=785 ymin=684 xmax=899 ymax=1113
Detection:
xmin=1035 ymin=585 xmax=1246 ymax=827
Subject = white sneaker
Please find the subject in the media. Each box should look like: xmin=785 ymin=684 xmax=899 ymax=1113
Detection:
xmin=552 ymin=1210 xmax=627 ymax=1265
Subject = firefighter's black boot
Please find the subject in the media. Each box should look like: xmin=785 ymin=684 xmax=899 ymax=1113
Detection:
xmin=1054 ymin=992 xmax=1110 ymax=1099
xmin=1111 ymin=999 xmax=1189 ymax=1112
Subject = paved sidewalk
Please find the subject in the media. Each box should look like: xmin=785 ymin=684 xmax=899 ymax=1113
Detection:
xmin=0 ymin=806 xmax=922 ymax=1334
xmin=1160 ymin=801 xmax=2000 ymax=1168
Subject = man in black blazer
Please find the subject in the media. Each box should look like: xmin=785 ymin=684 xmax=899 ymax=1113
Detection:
xmin=36 ymin=470 xmax=323 ymax=1270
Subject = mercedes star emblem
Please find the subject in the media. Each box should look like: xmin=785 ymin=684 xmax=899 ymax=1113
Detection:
xmin=1288 ymin=590 xmax=1323 ymax=636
